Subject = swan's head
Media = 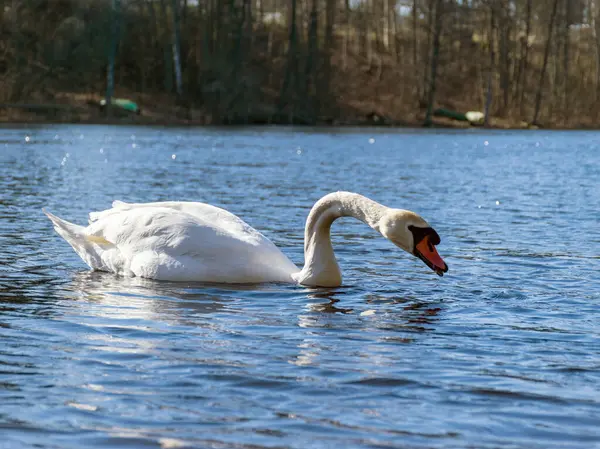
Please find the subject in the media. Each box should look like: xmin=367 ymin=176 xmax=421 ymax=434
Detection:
xmin=379 ymin=209 xmax=449 ymax=276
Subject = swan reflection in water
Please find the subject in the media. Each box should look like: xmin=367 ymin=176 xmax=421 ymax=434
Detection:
xmin=65 ymin=271 xmax=443 ymax=327
xmin=62 ymin=271 xmax=443 ymax=367
xmin=291 ymin=289 xmax=444 ymax=367
xmin=301 ymin=289 xmax=443 ymax=325
xmin=64 ymin=271 xmax=234 ymax=323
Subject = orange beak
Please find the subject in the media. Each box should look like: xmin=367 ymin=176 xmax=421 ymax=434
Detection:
xmin=415 ymin=235 xmax=448 ymax=276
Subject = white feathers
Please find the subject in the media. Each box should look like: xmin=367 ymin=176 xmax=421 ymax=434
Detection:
xmin=45 ymin=201 xmax=299 ymax=283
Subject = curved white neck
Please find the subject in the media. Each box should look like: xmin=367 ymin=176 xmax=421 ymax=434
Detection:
xmin=292 ymin=192 xmax=387 ymax=287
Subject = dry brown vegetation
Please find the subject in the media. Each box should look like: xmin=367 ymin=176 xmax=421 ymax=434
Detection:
xmin=1 ymin=0 xmax=599 ymax=127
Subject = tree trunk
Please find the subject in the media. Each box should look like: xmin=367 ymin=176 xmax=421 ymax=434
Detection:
xmin=366 ymin=0 xmax=373 ymax=66
xmin=383 ymin=0 xmax=390 ymax=50
xmin=532 ymin=0 xmax=560 ymax=125
xmin=499 ymin=0 xmax=510 ymax=113
xmin=344 ymin=0 xmax=350 ymax=71
xmin=388 ymin=0 xmax=397 ymax=58
xmin=159 ymin=0 xmax=174 ymax=93
xmin=305 ymin=0 xmax=318 ymax=121
xmin=256 ymin=0 xmax=263 ymax=23
xmin=105 ymin=0 xmax=120 ymax=117
xmin=323 ymin=0 xmax=335 ymax=113
xmin=171 ymin=0 xmax=183 ymax=98
xmin=591 ymin=0 xmax=600 ymax=103
xmin=424 ymin=0 xmax=443 ymax=126
xmin=485 ymin=4 xmax=496 ymax=127
xmin=423 ymin=0 xmax=435 ymax=104
xmin=563 ymin=0 xmax=570 ymax=123
xmin=245 ymin=0 xmax=253 ymax=46
xmin=137 ymin=1 xmax=149 ymax=93
xmin=145 ymin=0 xmax=161 ymax=90
xmin=413 ymin=0 xmax=419 ymax=97
xmin=278 ymin=0 xmax=299 ymax=120
xmin=517 ymin=0 xmax=532 ymax=117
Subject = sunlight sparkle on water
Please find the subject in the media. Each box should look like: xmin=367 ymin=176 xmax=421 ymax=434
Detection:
xmin=25 ymin=136 xmax=30 ymax=142
xmin=159 ymin=438 xmax=188 ymax=449
xmin=172 ymin=154 xmax=177 ymax=160
xmin=67 ymin=402 xmax=98 ymax=412
xmin=369 ymin=138 xmax=375 ymax=144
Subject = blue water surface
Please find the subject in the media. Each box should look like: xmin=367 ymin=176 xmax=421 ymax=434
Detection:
xmin=1 ymin=125 xmax=599 ymax=448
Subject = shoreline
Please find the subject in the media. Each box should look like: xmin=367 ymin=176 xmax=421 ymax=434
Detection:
xmin=4 ymin=118 xmax=599 ymax=131
xmin=1 ymin=101 xmax=596 ymax=130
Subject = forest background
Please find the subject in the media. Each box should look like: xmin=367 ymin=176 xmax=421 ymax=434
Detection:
xmin=1 ymin=0 xmax=599 ymax=128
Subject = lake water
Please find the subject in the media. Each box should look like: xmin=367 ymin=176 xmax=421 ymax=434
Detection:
xmin=1 ymin=125 xmax=599 ymax=449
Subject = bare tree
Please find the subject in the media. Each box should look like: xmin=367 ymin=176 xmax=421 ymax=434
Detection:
xmin=424 ymin=0 xmax=444 ymax=126
xmin=171 ymin=0 xmax=183 ymax=98
xmin=562 ymin=0 xmax=571 ymax=123
xmin=105 ymin=0 xmax=120 ymax=117
xmin=516 ymin=0 xmax=532 ymax=115
xmin=590 ymin=0 xmax=600 ymax=102
xmin=484 ymin=1 xmax=496 ymax=127
xmin=278 ymin=0 xmax=300 ymax=121
xmin=532 ymin=0 xmax=560 ymax=125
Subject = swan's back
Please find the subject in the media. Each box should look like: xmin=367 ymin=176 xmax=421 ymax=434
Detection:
xmin=89 ymin=200 xmax=256 ymax=239
xmin=48 ymin=201 xmax=299 ymax=283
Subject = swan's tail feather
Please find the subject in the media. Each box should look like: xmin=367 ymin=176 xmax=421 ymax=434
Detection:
xmin=43 ymin=208 xmax=105 ymax=270
xmin=43 ymin=208 xmax=84 ymax=239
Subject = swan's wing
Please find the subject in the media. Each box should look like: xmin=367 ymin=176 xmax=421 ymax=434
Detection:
xmin=89 ymin=200 xmax=258 ymax=240
xmin=86 ymin=206 xmax=298 ymax=282
xmin=88 ymin=206 xmax=260 ymax=250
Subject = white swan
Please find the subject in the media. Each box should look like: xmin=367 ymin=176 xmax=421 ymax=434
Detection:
xmin=44 ymin=191 xmax=448 ymax=287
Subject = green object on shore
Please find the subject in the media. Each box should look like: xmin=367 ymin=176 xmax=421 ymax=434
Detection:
xmin=433 ymin=108 xmax=468 ymax=121
xmin=113 ymin=98 xmax=139 ymax=113
xmin=99 ymin=98 xmax=140 ymax=114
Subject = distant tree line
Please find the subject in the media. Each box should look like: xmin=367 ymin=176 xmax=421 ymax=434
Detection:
xmin=1 ymin=0 xmax=599 ymax=126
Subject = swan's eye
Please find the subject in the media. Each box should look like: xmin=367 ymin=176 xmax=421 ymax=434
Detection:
xmin=408 ymin=225 xmax=440 ymax=251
